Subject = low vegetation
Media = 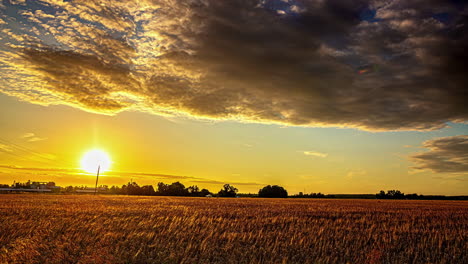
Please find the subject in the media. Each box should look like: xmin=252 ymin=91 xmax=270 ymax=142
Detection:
xmin=0 ymin=195 xmax=466 ymax=263
xmin=3 ymin=181 xmax=467 ymax=200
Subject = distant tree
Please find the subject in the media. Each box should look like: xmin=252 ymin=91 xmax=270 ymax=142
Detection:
xmin=258 ymin=185 xmax=288 ymax=198
xmin=13 ymin=180 xmax=31 ymax=189
xmin=141 ymin=185 xmax=156 ymax=196
xmin=310 ymin=192 xmax=325 ymax=198
xmin=123 ymin=181 xmax=142 ymax=195
xmin=218 ymin=184 xmax=238 ymax=197
xmin=376 ymin=190 xmax=386 ymax=199
xmin=387 ymin=190 xmax=404 ymax=199
xmin=186 ymin=185 xmax=213 ymax=197
xmin=199 ymin=188 xmax=212 ymax=197
xmin=63 ymin=186 xmax=74 ymax=193
xmin=187 ymin=185 xmax=200 ymax=196
xmin=376 ymin=190 xmax=405 ymax=199
xmin=156 ymin=182 xmax=188 ymax=196
xmin=291 ymin=192 xmax=325 ymax=198
xmin=156 ymin=182 xmax=170 ymax=195
xmin=405 ymin=193 xmax=420 ymax=199
xmin=168 ymin=182 xmax=188 ymax=196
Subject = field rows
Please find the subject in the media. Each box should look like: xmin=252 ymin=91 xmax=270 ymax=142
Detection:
xmin=0 ymin=195 xmax=467 ymax=263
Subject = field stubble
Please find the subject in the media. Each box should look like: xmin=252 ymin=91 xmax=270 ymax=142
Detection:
xmin=0 ymin=195 xmax=466 ymax=263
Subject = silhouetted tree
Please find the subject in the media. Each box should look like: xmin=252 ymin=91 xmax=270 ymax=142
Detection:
xmin=376 ymin=190 xmax=405 ymax=199
xmin=199 ymin=188 xmax=212 ymax=197
xmin=187 ymin=185 xmax=200 ymax=196
xmin=156 ymin=181 xmax=189 ymax=196
xmin=141 ymin=185 xmax=156 ymax=196
xmin=388 ymin=190 xmax=404 ymax=198
xmin=376 ymin=190 xmax=386 ymax=199
xmin=122 ymin=181 xmax=142 ymax=195
xmin=258 ymin=185 xmax=288 ymax=198
xmin=13 ymin=180 xmax=31 ymax=189
xmin=405 ymin=193 xmax=420 ymax=199
xmin=156 ymin=182 xmax=169 ymax=195
xmin=309 ymin=192 xmax=325 ymax=198
xmin=218 ymin=184 xmax=238 ymax=197
xmin=168 ymin=182 xmax=188 ymax=196
xmin=291 ymin=192 xmax=325 ymax=198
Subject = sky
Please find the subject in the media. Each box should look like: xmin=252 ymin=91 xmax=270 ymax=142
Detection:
xmin=0 ymin=0 xmax=467 ymax=195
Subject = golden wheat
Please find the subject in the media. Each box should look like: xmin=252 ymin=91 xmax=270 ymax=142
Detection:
xmin=0 ymin=195 xmax=466 ymax=264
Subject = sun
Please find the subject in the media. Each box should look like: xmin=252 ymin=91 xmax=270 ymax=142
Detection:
xmin=80 ymin=149 xmax=112 ymax=174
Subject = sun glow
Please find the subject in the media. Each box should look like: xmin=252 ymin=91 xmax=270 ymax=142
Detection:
xmin=80 ymin=149 xmax=112 ymax=174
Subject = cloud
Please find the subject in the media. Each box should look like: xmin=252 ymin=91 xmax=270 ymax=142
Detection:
xmin=0 ymin=164 xmax=78 ymax=173
xmin=0 ymin=144 xmax=13 ymax=152
xmin=431 ymin=175 xmax=468 ymax=182
xmin=303 ymin=151 xmax=328 ymax=158
xmin=27 ymin=137 xmax=47 ymax=142
xmin=0 ymin=140 xmax=55 ymax=162
xmin=106 ymin=171 xmax=199 ymax=180
xmin=346 ymin=169 xmax=367 ymax=179
xmin=0 ymin=165 xmax=201 ymax=180
xmin=20 ymin=132 xmax=47 ymax=142
xmin=0 ymin=164 xmax=263 ymax=187
xmin=21 ymin=133 xmax=34 ymax=138
xmin=410 ymin=135 xmax=468 ymax=173
xmin=0 ymin=0 xmax=467 ymax=131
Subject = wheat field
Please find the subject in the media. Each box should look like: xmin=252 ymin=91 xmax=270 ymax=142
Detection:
xmin=0 ymin=195 xmax=466 ymax=264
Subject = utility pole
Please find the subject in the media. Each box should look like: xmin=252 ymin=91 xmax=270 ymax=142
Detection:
xmin=94 ymin=165 xmax=100 ymax=195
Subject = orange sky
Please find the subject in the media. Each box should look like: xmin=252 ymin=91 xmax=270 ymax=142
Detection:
xmin=1 ymin=94 xmax=467 ymax=195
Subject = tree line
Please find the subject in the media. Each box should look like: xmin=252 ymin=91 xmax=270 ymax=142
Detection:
xmin=104 ymin=183 xmax=286 ymax=198
xmin=66 ymin=181 xmax=241 ymax=197
xmin=2 ymin=180 xmax=288 ymax=198
xmin=2 ymin=180 xmax=467 ymax=200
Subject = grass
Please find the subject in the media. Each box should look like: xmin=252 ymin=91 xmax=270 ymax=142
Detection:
xmin=0 ymin=195 xmax=467 ymax=263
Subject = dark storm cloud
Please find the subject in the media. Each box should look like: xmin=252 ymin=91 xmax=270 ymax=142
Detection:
xmin=410 ymin=135 xmax=468 ymax=173
xmin=0 ymin=0 xmax=467 ymax=130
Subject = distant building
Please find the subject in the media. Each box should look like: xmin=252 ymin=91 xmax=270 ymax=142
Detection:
xmin=30 ymin=181 xmax=57 ymax=190
xmin=0 ymin=180 xmax=60 ymax=193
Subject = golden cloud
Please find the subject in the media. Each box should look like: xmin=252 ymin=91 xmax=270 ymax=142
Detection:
xmin=0 ymin=0 xmax=466 ymax=131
